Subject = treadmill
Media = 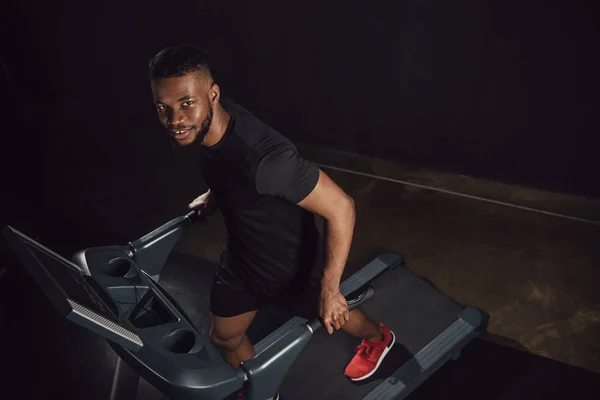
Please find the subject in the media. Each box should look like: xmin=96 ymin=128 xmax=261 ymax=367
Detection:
xmin=1 ymin=211 xmax=488 ymax=399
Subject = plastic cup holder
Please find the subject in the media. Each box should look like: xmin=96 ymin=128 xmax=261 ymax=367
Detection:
xmin=104 ymin=258 xmax=138 ymax=279
xmin=162 ymin=329 xmax=196 ymax=354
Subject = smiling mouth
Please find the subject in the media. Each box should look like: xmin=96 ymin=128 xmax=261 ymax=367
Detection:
xmin=171 ymin=127 xmax=194 ymax=140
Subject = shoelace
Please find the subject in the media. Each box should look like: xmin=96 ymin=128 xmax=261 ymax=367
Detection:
xmin=354 ymin=340 xmax=376 ymax=358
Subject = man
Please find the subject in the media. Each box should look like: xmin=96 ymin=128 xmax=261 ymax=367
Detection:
xmin=148 ymin=45 xmax=395 ymax=395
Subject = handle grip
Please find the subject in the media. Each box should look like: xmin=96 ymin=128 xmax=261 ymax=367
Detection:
xmin=185 ymin=209 xmax=201 ymax=224
xmin=307 ymin=285 xmax=375 ymax=333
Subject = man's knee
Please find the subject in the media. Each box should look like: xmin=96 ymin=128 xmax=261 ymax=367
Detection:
xmin=210 ymin=320 xmax=252 ymax=351
xmin=210 ymin=332 xmax=244 ymax=351
xmin=209 ymin=327 xmax=246 ymax=351
xmin=209 ymin=310 xmax=257 ymax=351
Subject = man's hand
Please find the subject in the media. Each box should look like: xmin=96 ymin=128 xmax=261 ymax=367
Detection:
xmin=319 ymin=287 xmax=350 ymax=334
xmin=188 ymin=189 xmax=216 ymax=219
xmin=297 ymin=169 xmax=355 ymax=334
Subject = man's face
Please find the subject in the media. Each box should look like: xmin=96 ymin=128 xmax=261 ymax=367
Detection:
xmin=151 ymin=73 xmax=213 ymax=147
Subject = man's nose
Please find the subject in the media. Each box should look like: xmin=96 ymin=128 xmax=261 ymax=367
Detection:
xmin=167 ymin=109 xmax=185 ymax=126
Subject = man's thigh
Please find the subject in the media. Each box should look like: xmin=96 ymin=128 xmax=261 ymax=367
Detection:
xmin=210 ymin=309 xmax=258 ymax=341
xmin=209 ymin=271 xmax=265 ymax=342
xmin=210 ymin=266 xmax=266 ymax=312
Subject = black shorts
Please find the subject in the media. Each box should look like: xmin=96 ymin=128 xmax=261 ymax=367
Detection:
xmin=210 ymin=251 xmax=323 ymax=319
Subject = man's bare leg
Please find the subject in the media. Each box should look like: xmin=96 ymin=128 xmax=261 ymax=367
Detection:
xmin=209 ymin=310 xmax=257 ymax=368
xmin=340 ymin=308 xmax=384 ymax=342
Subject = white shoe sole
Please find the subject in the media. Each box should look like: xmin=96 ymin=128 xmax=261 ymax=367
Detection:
xmin=348 ymin=330 xmax=396 ymax=382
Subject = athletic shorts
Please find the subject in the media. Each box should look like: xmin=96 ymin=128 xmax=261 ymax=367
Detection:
xmin=210 ymin=249 xmax=323 ymax=319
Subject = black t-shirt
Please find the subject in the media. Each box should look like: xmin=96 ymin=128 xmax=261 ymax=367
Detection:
xmin=199 ymin=97 xmax=322 ymax=295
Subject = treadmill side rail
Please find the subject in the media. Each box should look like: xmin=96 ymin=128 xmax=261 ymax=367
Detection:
xmin=242 ymin=252 xmax=404 ymax=400
xmin=362 ymin=307 xmax=490 ymax=400
xmin=241 ymin=324 xmax=314 ymax=400
xmin=340 ymin=252 xmax=405 ymax=296
xmin=253 ymin=252 xmax=403 ymax=355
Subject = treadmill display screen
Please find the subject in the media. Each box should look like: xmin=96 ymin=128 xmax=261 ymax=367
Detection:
xmin=26 ymin=242 xmax=120 ymax=324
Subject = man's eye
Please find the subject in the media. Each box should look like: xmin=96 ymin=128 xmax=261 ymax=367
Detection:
xmin=157 ymin=105 xmax=166 ymax=112
xmin=182 ymin=101 xmax=193 ymax=107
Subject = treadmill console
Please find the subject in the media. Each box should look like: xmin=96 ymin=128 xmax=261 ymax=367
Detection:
xmin=2 ymin=225 xmax=246 ymax=399
xmin=1 ymin=226 xmax=142 ymax=350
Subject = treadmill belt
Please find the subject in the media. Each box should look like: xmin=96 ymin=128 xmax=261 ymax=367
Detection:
xmin=160 ymin=252 xmax=480 ymax=399
xmin=279 ymin=265 xmax=465 ymax=400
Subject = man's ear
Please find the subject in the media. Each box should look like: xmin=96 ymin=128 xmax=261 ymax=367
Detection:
xmin=209 ymin=83 xmax=220 ymax=104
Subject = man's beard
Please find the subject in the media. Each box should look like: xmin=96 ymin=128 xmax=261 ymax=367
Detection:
xmin=197 ymin=102 xmax=214 ymax=143
xmin=169 ymin=102 xmax=213 ymax=149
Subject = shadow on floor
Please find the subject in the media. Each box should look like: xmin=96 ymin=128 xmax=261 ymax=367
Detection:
xmin=411 ymin=334 xmax=600 ymax=400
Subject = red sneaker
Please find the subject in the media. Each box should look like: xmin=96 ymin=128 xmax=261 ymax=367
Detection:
xmin=344 ymin=323 xmax=396 ymax=381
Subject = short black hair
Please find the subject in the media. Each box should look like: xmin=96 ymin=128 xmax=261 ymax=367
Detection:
xmin=148 ymin=45 xmax=212 ymax=81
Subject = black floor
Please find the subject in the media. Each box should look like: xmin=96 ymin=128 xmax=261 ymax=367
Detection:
xmin=410 ymin=337 xmax=600 ymax=400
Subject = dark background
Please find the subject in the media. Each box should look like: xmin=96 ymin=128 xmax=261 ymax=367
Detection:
xmin=2 ymin=0 xmax=600 ymax=249
xmin=1 ymin=0 xmax=599 ymax=398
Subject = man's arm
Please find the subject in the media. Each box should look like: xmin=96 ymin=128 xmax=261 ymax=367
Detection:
xmin=255 ymin=145 xmax=355 ymax=333
xmin=255 ymin=146 xmax=356 ymax=290
xmin=297 ymin=169 xmax=356 ymax=292
xmin=297 ymin=169 xmax=355 ymax=333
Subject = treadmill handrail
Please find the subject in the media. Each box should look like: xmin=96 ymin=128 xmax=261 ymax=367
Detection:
xmin=253 ymin=252 xmax=402 ymax=355
xmin=240 ymin=253 xmax=403 ymax=400
xmin=127 ymin=211 xmax=199 ymax=276
xmin=307 ymin=252 xmax=404 ymax=333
